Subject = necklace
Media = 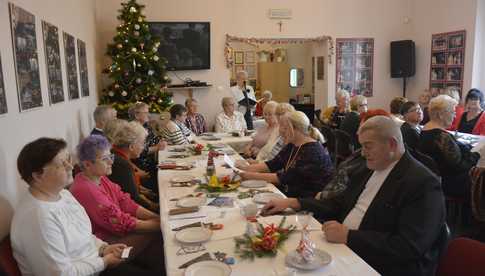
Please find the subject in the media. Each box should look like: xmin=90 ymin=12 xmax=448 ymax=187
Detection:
xmin=30 ymin=186 xmax=60 ymax=201
xmin=285 ymin=144 xmax=303 ymax=172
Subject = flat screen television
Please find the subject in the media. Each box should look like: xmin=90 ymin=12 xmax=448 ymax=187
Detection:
xmin=148 ymin=22 xmax=210 ymax=71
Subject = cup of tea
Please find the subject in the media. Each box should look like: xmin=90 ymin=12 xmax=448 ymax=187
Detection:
xmin=241 ymin=203 xmax=258 ymax=220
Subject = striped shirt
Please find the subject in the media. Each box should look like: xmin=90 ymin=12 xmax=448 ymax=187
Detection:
xmin=185 ymin=113 xmax=207 ymax=136
xmin=160 ymin=121 xmax=190 ymax=145
xmin=266 ymin=136 xmax=285 ymax=161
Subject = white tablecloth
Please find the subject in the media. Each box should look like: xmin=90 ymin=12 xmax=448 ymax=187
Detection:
xmin=158 ymin=144 xmax=379 ymax=276
xmin=194 ymin=133 xmax=253 ymax=153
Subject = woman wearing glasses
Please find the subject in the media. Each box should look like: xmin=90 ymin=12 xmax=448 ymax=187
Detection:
xmin=11 ymin=138 xmax=150 ymax=275
xmin=71 ymin=134 xmax=164 ymax=274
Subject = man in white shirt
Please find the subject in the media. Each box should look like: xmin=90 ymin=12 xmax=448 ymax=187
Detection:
xmin=261 ymin=116 xmax=446 ymax=276
xmin=215 ymin=97 xmax=247 ymax=133
xmin=230 ymin=70 xmax=256 ymax=129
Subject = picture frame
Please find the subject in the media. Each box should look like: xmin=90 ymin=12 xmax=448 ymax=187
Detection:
xmin=63 ymin=32 xmax=79 ymax=100
xmin=234 ymin=64 xmax=244 ymax=74
xmin=317 ymin=56 xmax=324 ymax=80
xmin=234 ymin=51 xmax=244 ymax=64
xmin=0 ymin=54 xmax=7 ymax=115
xmin=9 ymin=3 xmax=43 ymax=112
xmin=42 ymin=21 xmax=64 ymax=105
xmin=245 ymin=64 xmax=256 ymax=79
xmin=77 ymin=39 xmax=89 ymax=97
xmin=245 ymin=51 xmax=255 ymax=63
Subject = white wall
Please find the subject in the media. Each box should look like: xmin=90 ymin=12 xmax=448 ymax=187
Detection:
xmin=0 ymin=0 xmax=98 ymax=240
xmin=407 ymin=0 xmax=478 ymax=102
xmin=96 ymin=0 xmax=413 ymax=125
xmin=472 ymin=0 xmax=485 ymax=91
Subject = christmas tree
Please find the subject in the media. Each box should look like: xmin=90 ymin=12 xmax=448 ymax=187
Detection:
xmin=101 ymin=0 xmax=172 ymax=117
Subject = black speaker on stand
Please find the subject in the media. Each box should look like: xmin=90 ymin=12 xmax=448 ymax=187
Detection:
xmin=391 ymin=40 xmax=415 ymax=97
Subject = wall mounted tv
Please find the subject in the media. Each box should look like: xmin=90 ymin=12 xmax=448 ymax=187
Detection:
xmin=148 ymin=22 xmax=210 ymax=71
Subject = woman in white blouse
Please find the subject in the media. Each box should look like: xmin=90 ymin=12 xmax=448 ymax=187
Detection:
xmin=243 ymin=101 xmax=279 ymax=160
xmin=11 ymin=138 xmax=153 ymax=276
xmin=215 ymin=97 xmax=247 ymax=133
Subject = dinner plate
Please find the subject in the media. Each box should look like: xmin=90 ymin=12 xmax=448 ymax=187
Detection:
xmin=285 ymin=249 xmax=332 ymax=271
xmin=252 ymin=192 xmax=284 ymax=204
xmin=241 ymin=180 xmax=267 ymax=188
xmin=171 ymin=175 xmax=195 ymax=183
xmin=209 ymin=143 xmax=226 ymax=149
xmin=202 ymin=136 xmax=221 ymax=141
xmin=176 ymin=227 xmax=212 ymax=244
xmin=177 ymin=197 xmax=206 ymax=208
xmin=184 ymin=260 xmax=231 ymax=276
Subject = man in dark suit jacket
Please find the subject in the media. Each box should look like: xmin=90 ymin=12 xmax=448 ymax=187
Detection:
xmin=90 ymin=105 xmax=117 ymax=136
xmin=262 ymin=116 xmax=446 ymax=276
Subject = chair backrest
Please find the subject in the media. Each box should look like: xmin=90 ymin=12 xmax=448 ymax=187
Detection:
xmin=333 ymin=129 xmax=355 ymax=166
xmin=0 ymin=237 xmax=21 ymax=276
xmin=436 ymin=237 xmax=485 ymax=276
xmin=408 ymin=148 xmax=441 ymax=177
xmin=319 ymin=125 xmax=336 ymax=162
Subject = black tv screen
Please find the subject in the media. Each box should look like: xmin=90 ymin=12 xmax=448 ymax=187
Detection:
xmin=148 ymin=22 xmax=210 ymax=71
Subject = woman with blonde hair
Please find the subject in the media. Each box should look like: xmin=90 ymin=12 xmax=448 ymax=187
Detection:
xmin=240 ymin=111 xmax=333 ymax=198
xmin=105 ymin=119 xmax=159 ymax=213
xmin=418 ymin=95 xmax=479 ymax=198
xmin=320 ymin=89 xmax=350 ymax=128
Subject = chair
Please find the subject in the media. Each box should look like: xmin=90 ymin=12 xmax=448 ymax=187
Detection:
xmin=0 ymin=237 xmax=21 ymax=276
xmin=435 ymin=237 xmax=485 ymax=276
xmin=333 ymin=129 xmax=354 ymax=166
xmin=319 ymin=125 xmax=336 ymax=163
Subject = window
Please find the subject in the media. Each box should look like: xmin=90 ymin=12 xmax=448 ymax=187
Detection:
xmin=289 ymin=68 xmax=304 ymax=88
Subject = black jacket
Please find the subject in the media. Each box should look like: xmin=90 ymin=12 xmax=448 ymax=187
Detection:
xmin=299 ymin=151 xmax=445 ymax=276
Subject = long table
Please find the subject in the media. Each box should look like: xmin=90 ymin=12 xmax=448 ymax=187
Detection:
xmin=158 ymin=141 xmax=379 ymax=276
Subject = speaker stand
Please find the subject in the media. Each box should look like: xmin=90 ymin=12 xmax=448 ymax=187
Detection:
xmin=402 ymin=77 xmax=407 ymax=98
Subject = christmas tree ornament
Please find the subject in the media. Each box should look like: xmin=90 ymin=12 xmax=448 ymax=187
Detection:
xmin=114 ymin=84 xmax=120 ymax=89
xmin=136 ymin=78 xmax=142 ymax=84
xmin=138 ymin=17 xmax=143 ymax=22
xmin=129 ymin=6 xmax=137 ymax=13
xmin=148 ymin=70 xmax=154 ymax=76
xmin=134 ymin=24 xmax=140 ymax=30
xmin=131 ymin=47 xmax=137 ymax=52
xmin=121 ymin=91 xmax=128 ymax=96
xmin=108 ymin=91 xmax=114 ymax=97
xmin=164 ymin=75 xmax=169 ymax=80
xmin=116 ymin=44 xmax=123 ymax=49
xmin=125 ymin=39 xmax=128 ymax=43
xmin=140 ymin=43 xmax=144 ymax=49
xmin=134 ymin=31 xmax=140 ymax=36
xmin=153 ymin=55 xmax=159 ymax=61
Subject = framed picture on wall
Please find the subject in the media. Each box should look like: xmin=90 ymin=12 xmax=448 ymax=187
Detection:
xmin=77 ymin=39 xmax=89 ymax=97
xmin=245 ymin=64 xmax=256 ymax=79
xmin=42 ymin=21 xmax=64 ymax=105
xmin=9 ymin=3 xmax=43 ymax=112
xmin=317 ymin=56 xmax=324 ymax=80
xmin=0 ymin=54 xmax=7 ymax=115
xmin=234 ymin=51 xmax=244 ymax=64
xmin=245 ymin=51 xmax=255 ymax=63
xmin=63 ymin=32 xmax=79 ymax=100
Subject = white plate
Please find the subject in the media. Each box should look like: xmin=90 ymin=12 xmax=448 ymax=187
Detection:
xmin=253 ymin=193 xmax=284 ymax=204
xmin=209 ymin=143 xmax=226 ymax=149
xmin=241 ymin=180 xmax=267 ymax=188
xmin=202 ymin=136 xmax=222 ymax=141
xmin=176 ymin=227 xmax=212 ymax=244
xmin=171 ymin=175 xmax=195 ymax=183
xmin=177 ymin=197 xmax=206 ymax=208
xmin=185 ymin=260 xmax=231 ymax=276
xmin=285 ymin=249 xmax=332 ymax=271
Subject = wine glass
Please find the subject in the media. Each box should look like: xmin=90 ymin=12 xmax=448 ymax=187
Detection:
xmin=296 ymin=211 xmax=313 ymax=230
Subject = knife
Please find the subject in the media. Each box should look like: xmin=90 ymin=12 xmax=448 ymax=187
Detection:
xmin=178 ymin=252 xmax=213 ymax=269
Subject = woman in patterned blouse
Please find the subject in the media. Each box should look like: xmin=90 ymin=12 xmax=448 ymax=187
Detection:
xmin=160 ymin=104 xmax=194 ymax=145
xmin=185 ymin=98 xmax=207 ymax=135
xmin=239 ymin=111 xmax=334 ymax=198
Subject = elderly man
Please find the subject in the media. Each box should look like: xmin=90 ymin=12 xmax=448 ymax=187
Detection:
xmin=261 ymin=115 xmax=446 ymax=276
xmin=231 ymin=70 xmax=257 ymax=129
xmin=91 ymin=105 xmax=117 ymax=136
xmin=215 ymin=97 xmax=247 ymax=133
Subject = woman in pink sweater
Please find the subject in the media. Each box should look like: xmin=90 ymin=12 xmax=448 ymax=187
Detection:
xmin=70 ymin=134 xmax=164 ymax=273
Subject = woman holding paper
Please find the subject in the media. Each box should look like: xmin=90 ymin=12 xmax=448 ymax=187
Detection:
xmin=239 ymin=111 xmax=334 ymax=198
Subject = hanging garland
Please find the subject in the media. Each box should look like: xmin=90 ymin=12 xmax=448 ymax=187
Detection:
xmin=224 ymin=34 xmax=334 ymax=68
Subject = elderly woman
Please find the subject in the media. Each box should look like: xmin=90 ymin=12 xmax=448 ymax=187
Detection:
xmin=105 ymin=119 xmax=159 ymax=213
xmin=340 ymin=94 xmax=368 ymax=148
xmin=243 ymin=101 xmax=279 ymax=159
xmin=255 ymin=90 xmax=272 ymax=117
xmin=400 ymin=101 xmax=423 ymax=150
xmin=418 ymin=95 xmax=480 ymax=198
xmin=239 ymin=111 xmax=333 ymax=198
xmin=91 ymin=105 xmax=117 ymax=136
xmin=389 ymin=96 xmax=408 ymax=126
xmin=128 ymin=102 xmax=166 ymax=192
xmin=320 ymin=89 xmax=350 ymax=129
xmin=71 ymin=135 xmax=163 ymax=273
xmin=453 ymin=89 xmax=485 ymax=135
xmin=10 ymin=138 xmax=143 ymax=276
xmin=443 ymin=87 xmax=464 ymax=131
xmin=184 ymin=98 xmax=207 ymax=135
xmin=160 ymin=104 xmax=193 ymax=145
xmin=215 ymin=97 xmax=247 ymax=133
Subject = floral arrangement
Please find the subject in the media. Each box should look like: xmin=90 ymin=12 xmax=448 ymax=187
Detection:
xmin=198 ymin=174 xmax=240 ymax=193
xmin=188 ymin=143 xmax=204 ymax=155
xmin=235 ymin=217 xmax=296 ymax=260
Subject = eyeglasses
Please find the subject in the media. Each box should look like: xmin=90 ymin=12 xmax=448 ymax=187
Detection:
xmin=98 ymin=153 xmax=115 ymax=163
xmin=406 ymin=107 xmax=422 ymax=114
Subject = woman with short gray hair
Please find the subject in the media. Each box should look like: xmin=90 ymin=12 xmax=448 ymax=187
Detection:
xmin=418 ymin=95 xmax=479 ymax=198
